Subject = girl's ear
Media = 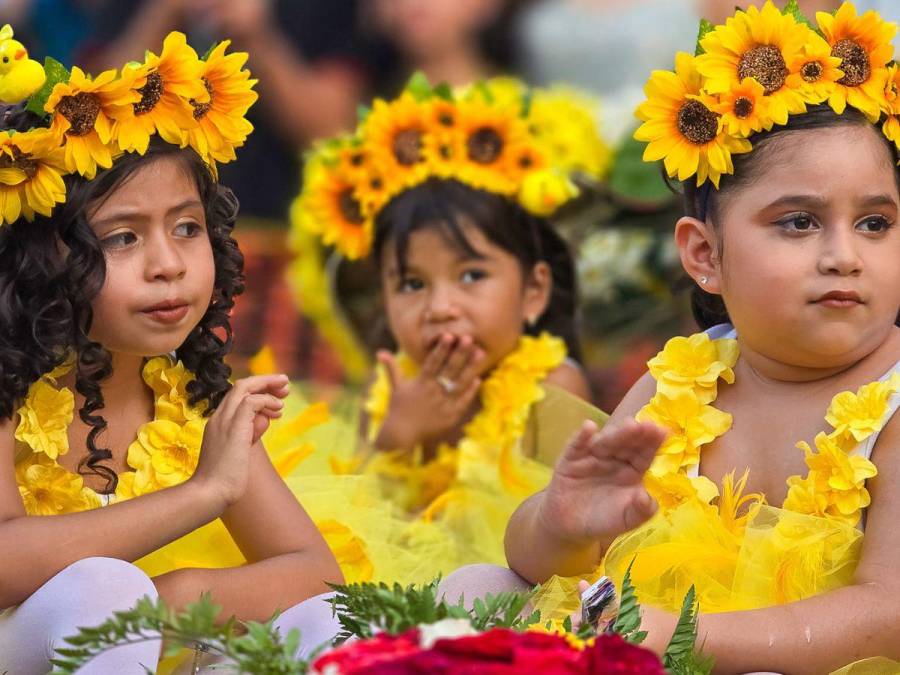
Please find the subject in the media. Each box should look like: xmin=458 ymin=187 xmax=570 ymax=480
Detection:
xmin=675 ymin=216 xmax=722 ymax=295
xmin=523 ymin=261 xmax=552 ymax=326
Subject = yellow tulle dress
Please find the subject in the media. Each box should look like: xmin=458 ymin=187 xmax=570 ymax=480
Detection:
xmin=531 ymin=328 xmax=900 ymax=674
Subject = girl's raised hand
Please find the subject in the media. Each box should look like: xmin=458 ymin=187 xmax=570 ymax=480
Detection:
xmin=539 ymin=419 xmax=668 ymax=547
xmin=191 ymin=374 xmax=289 ymax=508
xmin=374 ymin=334 xmax=485 ymax=452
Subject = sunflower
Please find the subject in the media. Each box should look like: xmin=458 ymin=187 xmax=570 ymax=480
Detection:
xmin=817 ymin=2 xmax=896 ymax=121
xmin=185 ymin=40 xmax=258 ymax=169
xmin=635 ymin=52 xmax=752 ymax=188
xmin=112 ymin=31 xmax=208 ymax=154
xmin=785 ymin=35 xmax=845 ymax=105
xmin=0 ymin=128 xmax=67 ymax=225
xmin=44 ymin=66 xmax=138 ymax=178
xmin=697 ymin=2 xmax=816 ymax=122
xmin=362 ymin=92 xmax=432 ymax=192
xmin=705 ymin=77 xmax=782 ymax=137
xmin=297 ymin=151 xmax=372 ymax=260
xmin=882 ymin=64 xmax=900 ymax=149
xmin=453 ymin=97 xmax=534 ymax=195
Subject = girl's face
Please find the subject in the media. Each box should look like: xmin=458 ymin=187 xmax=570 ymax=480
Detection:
xmin=87 ymin=156 xmax=215 ymax=357
xmin=685 ymin=124 xmax=900 ymax=369
xmin=381 ymin=223 xmax=551 ymax=372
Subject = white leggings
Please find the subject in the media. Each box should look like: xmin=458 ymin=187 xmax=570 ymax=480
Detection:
xmin=0 ymin=558 xmax=342 ymax=674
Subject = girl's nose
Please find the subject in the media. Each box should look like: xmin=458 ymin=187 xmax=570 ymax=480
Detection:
xmin=818 ymin=227 xmax=863 ymax=277
xmin=145 ymin=235 xmax=187 ymax=282
xmin=424 ymin=284 xmax=461 ymax=322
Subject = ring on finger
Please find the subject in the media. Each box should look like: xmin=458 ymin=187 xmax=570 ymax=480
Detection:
xmin=437 ymin=375 xmax=457 ymax=394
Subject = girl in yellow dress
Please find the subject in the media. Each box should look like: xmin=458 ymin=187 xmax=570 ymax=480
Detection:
xmin=287 ymin=76 xmax=609 ymax=586
xmin=0 ymin=33 xmax=342 ymax=673
xmin=477 ymin=2 xmax=900 ymax=673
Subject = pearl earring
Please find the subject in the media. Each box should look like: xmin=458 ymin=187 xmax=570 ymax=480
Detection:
xmin=700 ymin=276 xmax=709 ymax=285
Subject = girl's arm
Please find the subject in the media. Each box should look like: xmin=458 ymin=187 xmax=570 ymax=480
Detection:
xmin=641 ymin=417 xmax=900 ymax=674
xmin=505 ymin=373 xmax=661 ymax=583
xmin=154 ymin=438 xmax=343 ymax=622
xmin=0 ymin=375 xmax=286 ymax=609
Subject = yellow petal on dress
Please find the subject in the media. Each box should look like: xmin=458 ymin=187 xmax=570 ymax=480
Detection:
xmin=15 ymin=378 xmax=74 ymax=460
xmin=142 ymin=356 xmax=205 ymax=423
xmin=126 ymin=418 xmax=205 ymax=495
xmin=16 ymin=453 xmax=100 ymax=515
xmin=647 ymin=333 xmax=738 ymax=404
xmin=825 ymin=376 xmax=900 ymax=444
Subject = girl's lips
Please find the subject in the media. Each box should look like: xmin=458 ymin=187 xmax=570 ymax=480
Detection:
xmin=813 ymin=290 xmax=863 ymax=309
xmin=141 ymin=304 xmax=190 ymax=324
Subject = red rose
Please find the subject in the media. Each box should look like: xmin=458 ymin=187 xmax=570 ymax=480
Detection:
xmin=584 ymin=634 xmax=666 ymax=674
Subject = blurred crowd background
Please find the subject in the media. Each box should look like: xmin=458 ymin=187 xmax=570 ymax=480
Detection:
xmin=4 ymin=0 xmax=893 ymax=409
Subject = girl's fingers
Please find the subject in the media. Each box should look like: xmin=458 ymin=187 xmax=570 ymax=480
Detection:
xmin=440 ymin=336 xmax=473 ymax=382
xmin=219 ymin=374 xmax=290 ymax=420
xmin=454 ymin=377 xmax=481 ymax=410
xmin=563 ymin=421 xmax=600 ymax=459
xmin=420 ymin=334 xmax=454 ymax=378
xmin=450 ymin=346 xmax=485 ymax=389
xmin=377 ymin=350 xmax=402 ymax=387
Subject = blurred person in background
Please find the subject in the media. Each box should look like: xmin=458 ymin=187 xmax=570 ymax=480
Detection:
xmin=0 ymin=0 xmax=104 ymax=63
xmin=363 ymin=0 xmax=527 ymax=94
xmin=83 ymin=0 xmax=375 ymax=383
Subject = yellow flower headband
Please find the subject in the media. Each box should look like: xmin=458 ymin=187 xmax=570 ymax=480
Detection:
xmin=0 ymin=27 xmax=257 ymax=226
xmin=634 ymin=0 xmax=899 ymax=188
xmin=293 ymin=75 xmax=610 ymax=260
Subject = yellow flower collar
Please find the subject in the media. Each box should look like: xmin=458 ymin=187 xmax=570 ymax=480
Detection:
xmin=360 ymin=333 xmax=567 ymax=512
xmin=640 ymin=330 xmax=900 ymax=528
xmin=14 ymin=356 xmax=207 ymax=516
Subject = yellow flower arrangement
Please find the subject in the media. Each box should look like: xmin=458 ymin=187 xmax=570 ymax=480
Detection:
xmin=634 ymin=1 xmax=899 ymax=187
xmin=363 ymin=333 xmax=566 ymax=510
xmin=16 ymin=453 xmax=100 ymax=515
xmin=143 ymin=356 xmax=205 ymax=423
xmin=825 ymin=374 xmax=900 ymax=443
xmin=634 ymin=51 xmax=752 ymax=188
xmin=0 ymin=28 xmax=256 ymax=228
xmin=124 ymin=418 xmax=206 ymax=496
xmin=817 ymin=2 xmax=896 ymax=120
xmin=184 ymin=40 xmax=258 ymax=171
xmin=0 ymin=128 xmax=67 ymax=224
xmin=644 ymin=471 xmax=719 ymax=513
xmin=112 ymin=31 xmax=208 ymax=154
xmin=44 ymin=66 xmax=138 ymax=178
xmin=646 ymin=332 xmax=738 ymax=404
xmin=15 ymin=377 xmax=74 ymax=460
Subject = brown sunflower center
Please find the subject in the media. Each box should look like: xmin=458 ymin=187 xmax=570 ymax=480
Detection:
xmin=439 ymin=143 xmax=452 ymax=159
xmin=58 ymin=92 xmax=101 ymax=136
xmin=438 ymin=112 xmax=454 ymax=127
xmin=801 ymin=61 xmax=824 ymax=83
xmin=393 ymin=129 xmax=424 ymax=166
xmin=0 ymin=147 xmax=38 ymax=179
xmin=467 ymin=127 xmax=503 ymax=163
xmin=833 ymin=39 xmax=870 ymax=86
xmin=677 ymin=100 xmax=719 ymax=145
xmin=737 ymin=44 xmax=787 ymax=94
xmin=190 ymin=78 xmax=214 ymax=120
xmin=733 ymin=96 xmax=754 ymax=119
xmin=338 ymin=188 xmax=364 ymax=224
xmin=134 ymin=71 xmax=164 ymax=115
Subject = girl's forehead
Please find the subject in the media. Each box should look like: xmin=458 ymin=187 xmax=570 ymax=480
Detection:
xmin=89 ymin=157 xmax=201 ymax=223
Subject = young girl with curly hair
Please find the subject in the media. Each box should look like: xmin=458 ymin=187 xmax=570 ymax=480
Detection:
xmin=0 ymin=32 xmax=341 ymax=673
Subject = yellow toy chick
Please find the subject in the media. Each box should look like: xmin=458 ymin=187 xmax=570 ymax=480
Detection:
xmin=0 ymin=24 xmax=45 ymax=104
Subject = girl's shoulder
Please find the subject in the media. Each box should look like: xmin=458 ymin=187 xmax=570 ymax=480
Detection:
xmin=544 ymin=358 xmax=592 ymax=402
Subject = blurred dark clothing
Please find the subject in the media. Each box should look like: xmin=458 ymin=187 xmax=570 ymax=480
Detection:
xmin=89 ymin=0 xmax=376 ymax=221
xmin=8 ymin=0 xmax=100 ymax=64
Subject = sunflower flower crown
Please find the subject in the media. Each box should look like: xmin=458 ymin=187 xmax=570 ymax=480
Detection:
xmin=293 ymin=74 xmax=610 ymax=260
xmin=635 ymin=0 xmax=900 ymax=188
xmin=0 ymin=29 xmax=257 ymax=226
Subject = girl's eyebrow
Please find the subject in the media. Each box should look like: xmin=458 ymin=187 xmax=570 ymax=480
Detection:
xmin=761 ymin=193 xmax=899 ymax=210
xmin=91 ymin=198 xmax=204 ymax=229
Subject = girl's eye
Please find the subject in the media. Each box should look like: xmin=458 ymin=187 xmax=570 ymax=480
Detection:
xmin=777 ymin=213 xmax=818 ymax=232
xmin=856 ymin=215 xmax=894 ymax=233
xmin=461 ymin=269 xmax=486 ymax=283
xmin=100 ymin=231 xmax=137 ymax=248
xmin=174 ymin=221 xmax=204 ymax=237
xmin=398 ymin=277 xmax=424 ymax=293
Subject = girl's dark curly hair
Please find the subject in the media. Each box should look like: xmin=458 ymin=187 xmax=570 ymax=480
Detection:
xmin=0 ymin=106 xmax=244 ymax=493
xmin=372 ymin=177 xmax=582 ymax=362
xmin=677 ymin=104 xmax=900 ymax=329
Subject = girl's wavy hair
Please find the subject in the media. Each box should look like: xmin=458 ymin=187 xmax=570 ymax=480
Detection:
xmin=677 ymin=104 xmax=900 ymax=329
xmin=0 ymin=106 xmax=244 ymax=493
xmin=372 ymin=177 xmax=582 ymax=362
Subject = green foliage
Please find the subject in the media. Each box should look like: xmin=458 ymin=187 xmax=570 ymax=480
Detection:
xmin=694 ymin=19 xmax=716 ymax=56
xmin=606 ymin=133 xmax=673 ymax=206
xmin=355 ymin=103 xmax=371 ymax=125
xmin=405 ymin=71 xmax=434 ymax=102
xmin=610 ymin=560 xmax=648 ymax=644
xmin=782 ymin=0 xmax=814 ymax=28
xmin=328 ymin=578 xmax=540 ymax=643
xmin=663 ymin=586 xmax=712 ymax=674
xmin=25 ymin=57 xmax=69 ymax=117
xmin=50 ymin=594 xmax=310 ymax=675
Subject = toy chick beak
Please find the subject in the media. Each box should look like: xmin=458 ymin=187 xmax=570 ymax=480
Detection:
xmin=14 ymin=49 xmax=25 ymax=60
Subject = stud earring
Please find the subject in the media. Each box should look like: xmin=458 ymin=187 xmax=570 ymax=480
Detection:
xmin=700 ymin=275 xmax=709 ymax=285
